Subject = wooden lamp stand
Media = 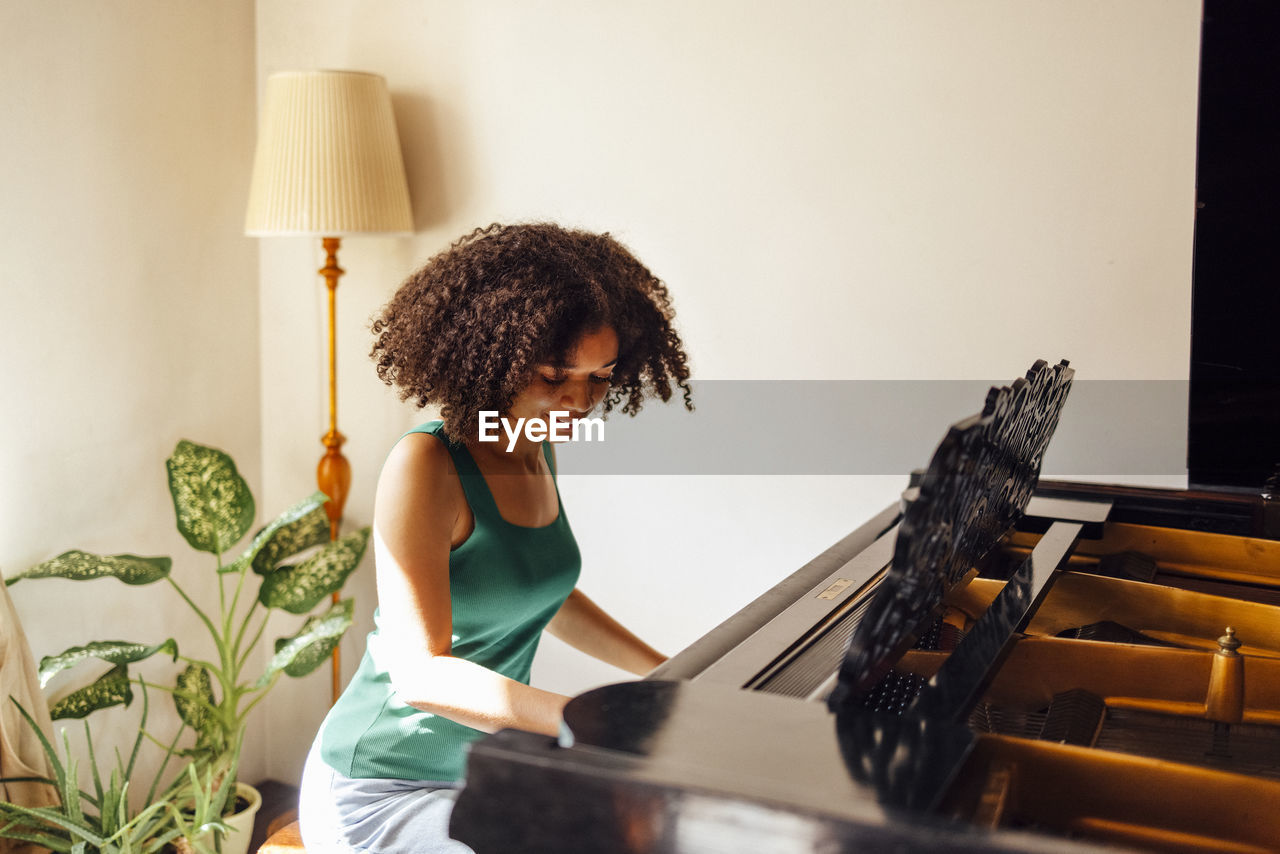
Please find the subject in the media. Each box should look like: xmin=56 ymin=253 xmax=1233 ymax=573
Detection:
xmin=316 ymin=236 xmax=351 ymax=703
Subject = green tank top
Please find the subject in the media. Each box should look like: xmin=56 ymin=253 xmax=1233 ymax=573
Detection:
xmin=318 ymin=420 xmax=581 ymax=782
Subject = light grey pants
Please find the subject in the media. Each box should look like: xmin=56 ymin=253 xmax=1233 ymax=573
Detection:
xmin=299 ymin=740 xmax=475 ymax=854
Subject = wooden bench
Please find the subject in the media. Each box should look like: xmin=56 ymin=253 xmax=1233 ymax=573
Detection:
xmin=251 ymin=781 xmax=303 ymax=853
xmin=257 ymin=814 xmax=305 ymax=853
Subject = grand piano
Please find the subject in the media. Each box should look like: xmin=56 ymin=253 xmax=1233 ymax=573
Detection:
xmin=450 ymin=359 xmax=1280 ymax=853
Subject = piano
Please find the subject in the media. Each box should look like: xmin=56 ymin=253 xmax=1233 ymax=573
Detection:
xmin=450 ymin=359 xmax=1280 ymax=853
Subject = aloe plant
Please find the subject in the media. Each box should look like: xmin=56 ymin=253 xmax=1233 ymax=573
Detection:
xmin=2 ymin=440 xmax=370 ymax=851
xmin=0 ymin=692 xmax=228 ymax=854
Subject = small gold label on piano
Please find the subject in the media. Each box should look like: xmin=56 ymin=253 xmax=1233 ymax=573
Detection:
xmin=817 ymin=578 xmax=853 ymax=600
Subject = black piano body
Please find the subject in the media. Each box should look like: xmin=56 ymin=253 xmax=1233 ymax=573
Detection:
xmin=450 ymin=359 xmax=1280 ymax=853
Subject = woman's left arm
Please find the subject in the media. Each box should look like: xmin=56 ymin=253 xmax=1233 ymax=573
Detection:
xmin=546 ymin=588 xmax=667 ymax=676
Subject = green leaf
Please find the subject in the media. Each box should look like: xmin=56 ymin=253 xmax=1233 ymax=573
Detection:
xmin=253 ymin=503 xmax=332 ymax=575
xmin=257 ymin=527 xmax=369 ymax=614
xmin=263 ymin=599 xmax=355 ymax=684
xmin=7 ymin=551 xmax=171 ymax=586
xmin=4 ymin=700 xmax=68 ymax=806
xmin=0 ymin=822 xmax=76 ymax=853
xmin=166 ymin=440 xmax=255 ymax=556
xmin=55 ymin=732 xmax=82 ymax=824
xmin=38 ymin=640 xmax=178 ymax=689
xmin=223 ymin=492 xmax=330 ymax=576
xmin=49 ymin=664 xmax=132 ymax=720
xmin=0 ymin=799 xmax=104 ymax=847
xmin=173 ymin=664 xmax=221 ymax=753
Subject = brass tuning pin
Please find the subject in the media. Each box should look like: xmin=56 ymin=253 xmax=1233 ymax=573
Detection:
xmin=1217 ymin=626 xmax=1242 ymax=656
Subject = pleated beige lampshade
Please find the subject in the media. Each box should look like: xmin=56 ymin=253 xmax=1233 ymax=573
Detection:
xmin=245 ymin=70 xmax=413 ymax=236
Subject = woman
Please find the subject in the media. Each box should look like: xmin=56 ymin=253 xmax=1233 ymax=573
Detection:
xmin=299 ymin=223 xmax=693 ymax=853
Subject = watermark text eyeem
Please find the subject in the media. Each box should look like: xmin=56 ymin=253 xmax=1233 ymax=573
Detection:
xmin=478 ymin=411 xmax=605 ymax=451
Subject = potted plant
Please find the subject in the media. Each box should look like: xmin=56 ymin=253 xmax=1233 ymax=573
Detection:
xmin=0 ymin=691 xmax=230 ymax=854
xmin=1 ymin=440 xmax=369 ymax=854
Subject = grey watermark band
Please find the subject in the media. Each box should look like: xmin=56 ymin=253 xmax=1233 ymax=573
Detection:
xmin=541 ymin=380 xmax=1189 ymax=476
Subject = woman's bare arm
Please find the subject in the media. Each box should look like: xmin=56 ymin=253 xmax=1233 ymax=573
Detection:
xmin=546 ymin=588 xmax=667 ymax=676
xmin=374 ymin=433 xmax=570 ymax=737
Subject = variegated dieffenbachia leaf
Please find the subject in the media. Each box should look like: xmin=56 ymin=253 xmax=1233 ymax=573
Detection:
xmin=6 ymin=551 xmax=171 ymax=586
xmin=258 ymin=527 xmax=369 ymax=614
xmin=262 ymin=598 xmax=355 ymax=684
xmin=222 ymin=492 xmax=330 ymax=576
xmin=38 ymin=639 xmax=178 ymax=688
xmin=166 ymin=440 xmax=255 ymax=556
xmin=174 ymin=663 xmax=222 ymax=753
xmin=253 ymin=504 xmax=332 ymax=575
xmin=49 ymin=664 xmax=132 ymax=720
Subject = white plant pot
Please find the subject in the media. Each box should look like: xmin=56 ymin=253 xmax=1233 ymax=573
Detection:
xmin=220 ymin=783 xmax=263 ymax=854
xmin=182 ymin=782 xmax=262 ymax=854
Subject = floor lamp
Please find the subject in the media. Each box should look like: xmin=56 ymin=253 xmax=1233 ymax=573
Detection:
xmin=245 ymin=70 xmax=413 ymax=703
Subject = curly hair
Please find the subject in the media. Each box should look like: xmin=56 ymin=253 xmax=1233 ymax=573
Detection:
xmin=371 ymin=223 xmax=693 ymax=441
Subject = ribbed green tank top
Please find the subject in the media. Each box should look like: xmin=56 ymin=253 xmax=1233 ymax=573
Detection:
xmin=318 ymin=420 xmax=581 ymax=782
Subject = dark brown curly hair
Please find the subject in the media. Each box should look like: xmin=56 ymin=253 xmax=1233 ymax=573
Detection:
xmin=371 ymin=223 xmax=693 ymax=441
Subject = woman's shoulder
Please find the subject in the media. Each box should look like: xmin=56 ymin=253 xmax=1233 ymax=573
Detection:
xmin=374 ymin=423 xmax=471 ymax=572
xmin=401 ymin=418 xmax=448 ymax=442
xmin=380 ymin=422 xmax=462 ymax=503
xmin=387 ymin=422 xmax=454 ymax=472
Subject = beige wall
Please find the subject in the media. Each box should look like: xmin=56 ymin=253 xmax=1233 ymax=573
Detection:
xmin=254 ymin=0 xmax=1202 ymax=783
xmin=0 ymin=1 xmax=262 ymax=782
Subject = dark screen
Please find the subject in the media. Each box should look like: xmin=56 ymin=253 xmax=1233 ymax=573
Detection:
xmin=1189 ymin=0 xmax=1280 ymax=491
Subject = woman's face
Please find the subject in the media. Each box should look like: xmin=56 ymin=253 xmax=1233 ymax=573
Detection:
xmin=507 ymin=325 xmax=619 ymax=425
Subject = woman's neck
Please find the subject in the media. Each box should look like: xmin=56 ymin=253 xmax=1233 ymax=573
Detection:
xmin=466 ymin=437 xmax=545 ymax=473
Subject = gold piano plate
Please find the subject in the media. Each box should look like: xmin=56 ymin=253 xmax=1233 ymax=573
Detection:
xmin=817 ymin=578 xmax=854 ymax=600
